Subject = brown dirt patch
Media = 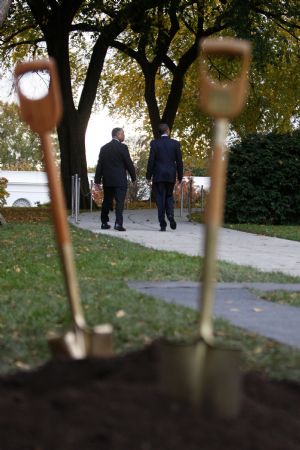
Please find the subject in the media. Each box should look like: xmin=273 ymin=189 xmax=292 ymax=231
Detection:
xmin=0 ymin=343 xmax=299 ymax=450
xmin=0 ymin=207 xmax=51 ymax=223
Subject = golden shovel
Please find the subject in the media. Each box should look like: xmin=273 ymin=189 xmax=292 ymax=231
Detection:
xmin=158 ymin=38 xmax=251 ymax=417
xmin=14 ymin=59 xmax=113 ymax=358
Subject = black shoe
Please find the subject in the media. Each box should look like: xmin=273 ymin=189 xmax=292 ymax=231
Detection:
xmin=114 ymin=224 xmax=126 ymax=231
xmin=101 ymin=223 xmax=111 ymax=230
xmin=160 ymin=227 xmax=166 ymax=232
xmin=170 ymin=219 xmax=177 ymax=230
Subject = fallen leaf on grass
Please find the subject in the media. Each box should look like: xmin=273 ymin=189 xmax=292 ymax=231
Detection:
xmin=116 ymin=309 xmax=126 ymax=318
xmin=15 ymin=361 xmax=30 ymax=370
xmin=254 ymin=347 xmax=263 ymax=354
xmin=215 ymin=331 xmax=226 ymax=336
xmin=253 ymin=307 xmax=264 ymax=313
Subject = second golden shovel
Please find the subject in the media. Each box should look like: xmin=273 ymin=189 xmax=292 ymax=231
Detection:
xmin=158 ymin=38 xmax=251 ymax=417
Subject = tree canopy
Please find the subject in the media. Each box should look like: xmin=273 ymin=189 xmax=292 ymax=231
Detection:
xmin=0 ymin=0 xmax=167 ymax=205
xmin=0 ymin=100 xmax=43 ymax=170
xmin=101 ymin=0 xmax=299 ymax=170
xmin=0 ymin=0 xmax=299 ymax=195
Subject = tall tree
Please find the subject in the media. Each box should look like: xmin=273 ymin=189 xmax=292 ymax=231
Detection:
xmin=0 ymin=0 xmax=166 ymax=206
xmin=103 ymin=0 xmax=299 ymax=141
xmin=0 ymin=100 xmax=48 ymax=170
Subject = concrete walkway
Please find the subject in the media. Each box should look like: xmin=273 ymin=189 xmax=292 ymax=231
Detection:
xmin=73 ymin=209 xmax=300 ymax=277
xmin=128 ymin=281 xmax=300 ymax=349
xmin=73 ymin=210 xmax=300 ymax=349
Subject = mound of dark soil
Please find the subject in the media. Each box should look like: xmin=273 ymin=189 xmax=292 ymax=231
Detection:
xmin=0 ymin=343 xmax=299 ymax=450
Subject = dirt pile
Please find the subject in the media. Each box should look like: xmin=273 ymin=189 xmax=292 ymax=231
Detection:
xmin=0 ymin=343 xmax=299 ymax=450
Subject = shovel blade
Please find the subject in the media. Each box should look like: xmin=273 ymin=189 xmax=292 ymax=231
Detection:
xmin=157 ymin=339 xmax=241 ymax=417
xmin=47 ymin=330 xmax=87 ymax=359
xmin=158 ymin=339 xmax=208 ymax=405
xmin=86 ymin=324 xmax=114 ymax=357
xmin=203 ymin=346 xmax=241 ymax=418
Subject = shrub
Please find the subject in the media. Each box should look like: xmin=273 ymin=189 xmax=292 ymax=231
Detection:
xmin=0 ymin=177 xmax=9 ymax=207
xmin=225 ymin=130 xmax=300 ymax=224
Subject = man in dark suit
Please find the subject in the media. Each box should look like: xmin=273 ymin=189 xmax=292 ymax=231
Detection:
xmin=94 ymin=127 xmax=136 ymax=231
xmin=146 ymin=123 xmax=183 ymax=231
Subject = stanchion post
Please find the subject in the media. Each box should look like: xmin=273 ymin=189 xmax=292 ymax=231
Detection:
xmin=74 ymin=174 xmax=78 ymax=224
xmin=71 ymin=175 xmax=75 ymax=218
xmin=180 ymin=182 xmax=184 ymax=217
xmin=188 ymin=177 xmax=192 ymax=221
xmin=90 ymin=179 xmax=93 ymax=212
xmin=201 ymin=185 xmax=204 ymax=211
xmin=76 ymin=177 xmax=80 ymax=223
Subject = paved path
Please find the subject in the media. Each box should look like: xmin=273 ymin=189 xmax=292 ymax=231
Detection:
xmin=73 ymin=210 xmax=300 ymax=348
xmin=128 ymin=281 xmax=300 ymax=349
xmin=73 ymin=209 xmax=300 ymax=277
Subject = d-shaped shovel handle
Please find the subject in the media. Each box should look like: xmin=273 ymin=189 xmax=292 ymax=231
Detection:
xmin=199 ymin=38 xmax=251 ymax=119
xmin=15 ymin=59 xmax=62 ymax=134
xmin=14 ymin=58 xmax=86 ymax=329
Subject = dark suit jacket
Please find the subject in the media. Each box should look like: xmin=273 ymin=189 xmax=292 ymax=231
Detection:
xmin=94 ymin=139 xmax=136 ymax=187
xmin=146 ymin=136 xmax=183 ymax=183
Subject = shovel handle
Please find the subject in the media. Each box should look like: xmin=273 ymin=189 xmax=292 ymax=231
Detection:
xmin=14 ymin=59 xmax=86 ymax=329
xmin=201 ymin=38 xmax=251 ymax=58
xmin=199 ymin=38 xmax=251 ymax=119
xmin=198 ymin=38 xmax=251 ymax=341
xmin=199 ymin=119 xmax=229 ymax=342
xmin=15 ymin=59 xmax=62 ymax=134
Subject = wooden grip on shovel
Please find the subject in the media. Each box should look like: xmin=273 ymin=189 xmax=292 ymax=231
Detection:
xmin=14 ymin=59 xmax=86 ymax=329
xmin=199 ymin=38 xmax=251 ymax=120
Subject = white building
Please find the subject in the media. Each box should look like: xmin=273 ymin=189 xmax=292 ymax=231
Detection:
xmin=0 ymin=170 xmax=210 ymax=207
xmin=0 ymin=171 xmax=96 ymax=207
xmin=0 ymin=170 xmax=50 ymax=207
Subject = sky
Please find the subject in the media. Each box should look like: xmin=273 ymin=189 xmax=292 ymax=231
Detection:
xmin=84 ymin=109 xmax=140 ymax=168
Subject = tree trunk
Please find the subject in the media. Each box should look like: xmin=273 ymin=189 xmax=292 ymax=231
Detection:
xmin=144 ymin=70 xmax=161 ymax=138
xmin=161 ymin=71 xmax=185 ymax=132
xmin=57 ymin=108 xmax=90 ymax=209
xmin=47 ymin=33 xmax=90 ymax=208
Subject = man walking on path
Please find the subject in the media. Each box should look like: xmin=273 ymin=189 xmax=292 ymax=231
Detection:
xmin=146 ymin=123 xmax=183 ymax=231
xmin=94 ymin=127 xmax=136 ymax=231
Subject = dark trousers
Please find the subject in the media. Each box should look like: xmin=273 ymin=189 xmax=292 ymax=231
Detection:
xmin=101 ymin=186 xmax=127 ymax=226
xmin=153 ymin=182 xmax=175 ymax=227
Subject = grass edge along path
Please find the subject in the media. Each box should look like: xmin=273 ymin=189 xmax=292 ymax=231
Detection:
xmin=190 ymin=211 xmax=300 ymax=242
xmin=0 ymin=222 xmax=299 ymax=382
xmin=225 ymin=223 xmax=300 ymax=242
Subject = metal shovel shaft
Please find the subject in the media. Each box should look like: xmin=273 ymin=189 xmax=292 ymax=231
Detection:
xmin=40 ymin=134 xmax=86 ymax=330
xmin=199 ymin=119 xmax=229 ymax=343
xmin=14 ymin=59 xmax=86 ymax=331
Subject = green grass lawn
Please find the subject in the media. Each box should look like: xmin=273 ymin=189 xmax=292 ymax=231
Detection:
xmin=191 ymin=212 xmax=300 ymax=242
xmin=0 ymin=220 xmax=300 ymax=382
xmin=254 ymin=290 xmax=300 ymax=308
xmin=191 ymin=212 xmax=300 ymax=307
xmin=224 ymin=224 xmax=300 ymax=241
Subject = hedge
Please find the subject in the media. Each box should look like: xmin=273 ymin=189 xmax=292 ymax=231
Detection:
xmin=224 ymin=130 xmax=300 ymax=224
xmin=0 ymin=177 xmax=9 ymax=207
